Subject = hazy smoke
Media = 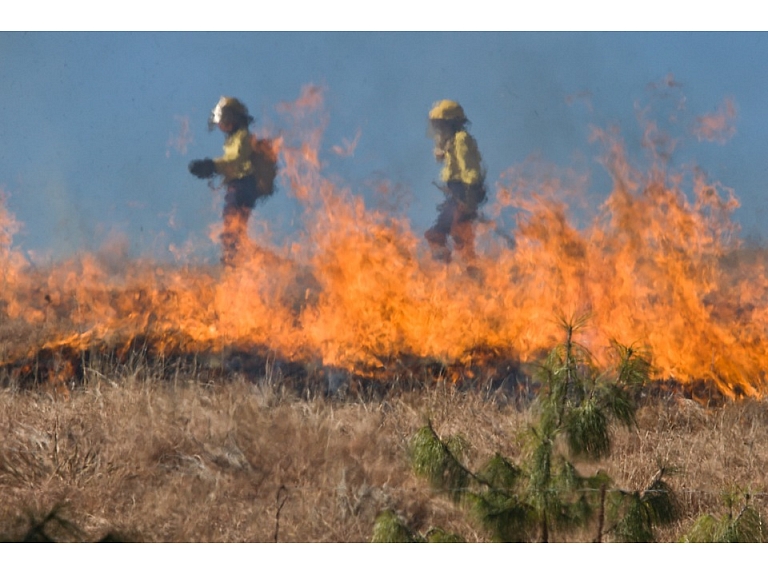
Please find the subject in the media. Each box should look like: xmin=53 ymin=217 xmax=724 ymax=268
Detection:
xmin=693 ymin=97 xmax=737 ymax=144
xmin=166 ymin=115 xmax=193 ymax=158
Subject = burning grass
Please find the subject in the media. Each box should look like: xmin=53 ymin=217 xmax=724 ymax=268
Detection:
xmin=3 ymin=84 xmax=768 ymax=400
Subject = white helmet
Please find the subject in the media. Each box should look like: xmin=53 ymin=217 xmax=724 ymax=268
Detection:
xmin=208 ymin=96 xmax=251 ymax=131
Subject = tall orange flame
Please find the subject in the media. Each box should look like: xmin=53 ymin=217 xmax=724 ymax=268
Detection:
xmin=1 ymin=86 xmax=766 ymax=399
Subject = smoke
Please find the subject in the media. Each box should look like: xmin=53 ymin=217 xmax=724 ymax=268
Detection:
xmin=165 ymin=115 xmax=193 ymax=158
xmin=331 ymin=129 xmax=362 ymax=158
xmin=692 ymin=97 xmax=738 ymax=144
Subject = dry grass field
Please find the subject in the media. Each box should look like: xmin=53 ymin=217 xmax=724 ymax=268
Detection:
xmin=1 ymin=360 xmax=766 ymax=543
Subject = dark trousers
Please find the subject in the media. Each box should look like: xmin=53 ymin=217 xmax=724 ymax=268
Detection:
xmin=424 ymin=194 xmax=477 ymax=262
xmin=220 ymin=176 xmax=258 ymax=266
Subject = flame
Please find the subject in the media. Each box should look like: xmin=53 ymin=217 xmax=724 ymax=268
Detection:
xmin=1 ymin=85 xmax=767 ymax=400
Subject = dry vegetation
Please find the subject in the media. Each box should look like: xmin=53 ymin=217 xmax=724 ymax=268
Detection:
xmin=1 ymin=357 xmax=767 ymax=542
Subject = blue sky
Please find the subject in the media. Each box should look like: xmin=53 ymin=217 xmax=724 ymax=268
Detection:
xmin=2 ymin=30 xmax=768 ymax=262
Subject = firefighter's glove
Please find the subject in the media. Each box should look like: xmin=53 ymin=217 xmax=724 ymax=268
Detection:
xmin=189 ymin=159 xmax=216 ymax=179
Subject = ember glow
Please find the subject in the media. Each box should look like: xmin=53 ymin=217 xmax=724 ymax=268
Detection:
xmin=1 ymin=85 xmax=766 ymax=399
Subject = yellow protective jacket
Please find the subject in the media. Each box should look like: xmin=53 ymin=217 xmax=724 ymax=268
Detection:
xmin=438 ymin=130 xmax=484 ymax=187
xmin=213 ymin=128 xmax=255 ymax=183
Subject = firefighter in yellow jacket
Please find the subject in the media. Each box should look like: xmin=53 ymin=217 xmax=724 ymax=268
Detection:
xmin=425 ymin=99 xmax=486 ymax=263
xmin=189 ymin=96 xmax=276 ymax=266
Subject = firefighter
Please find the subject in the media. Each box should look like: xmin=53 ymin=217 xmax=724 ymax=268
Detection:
xmin=189 ymin=96 xmax=276 ymax=267
xmin=425 ymin=99 xmax=486 ymax=264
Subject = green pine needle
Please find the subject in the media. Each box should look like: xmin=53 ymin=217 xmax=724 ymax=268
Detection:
xmin=476 ymin=453 xmax=522 ymax=490
xmin=469 ymin=491 xmax=535 ymax=542
xmin=682 ymin=494 xmax=765 ymax=543
xmin=371 ymin=510 xmax=423 ymax=543
xmin=564 ymin=399 xmax=611 ymax=460
xmin=410 ymin=423 xmax=471 ymax=502
xmin=424 ymin=527 xmax=466 ymax=543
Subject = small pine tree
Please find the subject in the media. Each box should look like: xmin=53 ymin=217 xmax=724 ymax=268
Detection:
xmin=523 ymin=315 xmax=659 ymax=541
xmin=391 ymin=316 xmax=679 ymax=543
xmin=533 ymin=315 xmax=639 ymax=462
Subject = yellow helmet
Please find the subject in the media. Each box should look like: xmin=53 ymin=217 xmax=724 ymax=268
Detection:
xmin=209 ymin=96 xmax=251 ymax=130
xmin=429 ymin=100 xmax=467 ymax=122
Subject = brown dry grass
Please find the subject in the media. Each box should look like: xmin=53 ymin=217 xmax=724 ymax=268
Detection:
xmin=1 ymin=362 xmax=767 ymax=543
